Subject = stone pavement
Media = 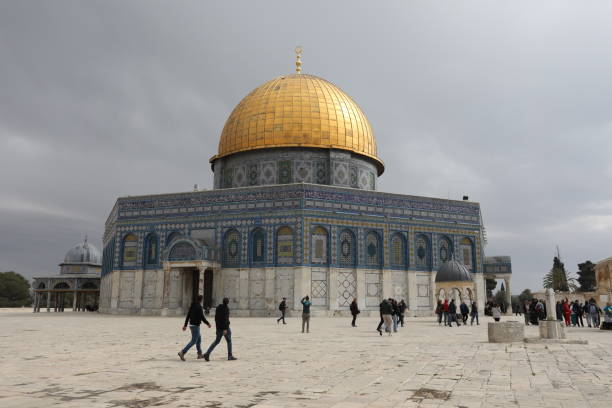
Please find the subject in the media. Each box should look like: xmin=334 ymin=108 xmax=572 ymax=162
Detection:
xmin=0 ymin=309 xmax=610 ymax=408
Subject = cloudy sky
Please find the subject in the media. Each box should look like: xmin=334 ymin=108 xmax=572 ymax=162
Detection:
xmin=1 ymin=1 xmax=611 ymax=292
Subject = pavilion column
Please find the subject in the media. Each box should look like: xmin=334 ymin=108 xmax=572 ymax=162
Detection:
xmin=504 ymin=277 xmax=512 ymax=315
xmin=32 ymin=293 xmax=37 ymax=313
xmin=73 ymin=291 xmax=78 ymax=311
xmin=46 ymin=291 xmax=50 ymax=312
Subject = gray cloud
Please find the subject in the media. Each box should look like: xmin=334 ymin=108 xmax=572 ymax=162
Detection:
xmin=1 ymin=1 xmax=611 ymax=292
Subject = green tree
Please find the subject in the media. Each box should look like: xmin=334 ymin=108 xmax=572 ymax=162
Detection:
xmin=0 ymin=271 xmax=32 ymax=307
xmin=543 ymin=256 xmax=570 ymax=292
xmin=518 ymin=289 xmax=533 ymax=304
xmin=576 ymin=261 xmax=596 ymax=292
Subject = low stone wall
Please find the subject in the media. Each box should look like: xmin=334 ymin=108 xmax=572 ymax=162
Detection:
xmin=487 ymin=321 xmax=524 ymax=343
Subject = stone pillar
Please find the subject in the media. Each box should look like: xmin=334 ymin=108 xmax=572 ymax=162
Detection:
xmin=264 ymin=267 xmax=275 ymax=315
xmin=160 ymin=265 xmax=171 ymax=315
xmin=198 ymin=266 xmax=205 ymax=298
xmin=473 ymin=273 xmax=485 ymax=315
xmin=356 ymin=268 xmax=366 ymax=312
xmin=46 ymin=290 xmax=50 ymax=312
xmin=382 ymin=269 xmax=392 ymax=300
xmin=504 ymin=277 xmax=512 ymax=315
xmin=73 ymin=291 xmax=77 ymax=311
xmin=133 ymin=270 xmax=144 ymax=311
xmin=238 ymin=269 xmax=249 ymax=311
xmin=328 ymin=268 xmax=338 ymax=312
xmin=293 ymin=266 xmax=311 ymax=312
xmin=407 ymin=271 xmax=417 ymax=317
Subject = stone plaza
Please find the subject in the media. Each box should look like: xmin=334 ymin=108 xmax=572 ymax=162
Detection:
xmin=1 ymin=309 xmax=610 ymax=408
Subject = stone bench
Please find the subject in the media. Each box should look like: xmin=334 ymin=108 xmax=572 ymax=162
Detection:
xmin=488 ymin=321 xmax=524 ymax=343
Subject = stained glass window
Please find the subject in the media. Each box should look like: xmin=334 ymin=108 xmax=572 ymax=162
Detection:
xmin=390 ymin=233 xmax=406 ymax=267
xmin=339 ymin=230 xmax=355 ymax=266
xmin=224 ymin=230 xmax=241 ymax=266
xmin=365 ymin=231 xmax=381 ymax=267
xmin=144 ymin=233 xmax=158 ymax=265
xmin=122 ymin=234 xmax=138 ymax=267
xmin=251 ymin=228 xmax=265 ymax=263
xmin=276 ymin=226 xmax=293 ymax=264
xmin=311 ymin=226 xmax=328 ymax=264
xmin=415 ymin=235 xmax=430 ymax=268
xmin=439 ymin=237 xmax=452 ymax=262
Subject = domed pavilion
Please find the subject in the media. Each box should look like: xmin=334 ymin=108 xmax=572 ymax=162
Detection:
xmin=32 ymin=237 xmax=102 ymax=312
xmin=99 ymin=50 xmax=510 ymax=316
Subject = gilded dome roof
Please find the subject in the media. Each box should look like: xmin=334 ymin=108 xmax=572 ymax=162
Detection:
xmin=212 ymin=74 xmax=384 ymax=174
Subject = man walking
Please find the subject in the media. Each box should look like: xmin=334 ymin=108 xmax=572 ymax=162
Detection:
xmin=470 ymin=301 xmax=479 ymax=325
xmin=350 ymin=297 xmax=360 ymax=327
xmin=202 ymin=297 xmax=237 ymax=361
xmin=178 ymin=295 xmax=211 ymax=361
xmin=301 ymin=295 xmax=312 ymax=333
xmin=448 ymin=299 xmax=460 ymax=327
xmin=398 ymin=299 xmax=407 ymax=327
xmin=277 ymin=297 xmax=287 ymax=324
xmin=460 ymin=300 xmax=469 ymax=324
xmin=380 ymin=298 xmax=393 ymax=335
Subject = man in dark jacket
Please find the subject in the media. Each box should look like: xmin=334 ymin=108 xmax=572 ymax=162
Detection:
xmin=178 ymin=295 xmax=211 ymax=361
xmin=380 ymin=299 xmax=393 ymax=335
xmin=459 ymin=301 xmax=469 ymax=324
xmin=277 ymin=297 xmax=287 ymax=325
xmin=448 ymin=299 xmax=460 ymax=327
xmin=202 ymin=298 xmax=237 ymax=361
xmin=398 ymin=300 xmax=407 ymax=327
xmin=350 ymin=298 xmax=360 ymax=327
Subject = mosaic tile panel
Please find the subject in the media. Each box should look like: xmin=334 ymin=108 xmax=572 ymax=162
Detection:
xmin=337 ymin=270 xmax=356 ymax=307
xmin=278 ymin=160 xmax=292 ymax=184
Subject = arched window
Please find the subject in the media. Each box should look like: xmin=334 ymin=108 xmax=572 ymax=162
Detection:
xmin=251 ymin=228 xmax=266 ymax=264
xmin=223 ymin=229 xmax=241 ymax=266
xmin=122 ymin=234 xmax=138 ymax=267
xmin=365 ymin=231 xmax=382 ymax=267
xmin=460 ymin=237 xmax=474 ymax=271
xmin=144 ymin=233 xmax=159 ymax=266
xmin=311 ymin=226 xmax=328 ymax=264
xmin=276 ymin=226 xmax=294 ymax=264
xmin=390 ymin=233 xmax=406 ymax=268
xmin=339 ymin=229 xmax=356 ymax=266
xmin=166 ymin=231 xmax=182 ymax=246
xmin=415 ymin=234 xmax=431 ymax=268
xmin=438 ymin=236 xmax=452 ymax=263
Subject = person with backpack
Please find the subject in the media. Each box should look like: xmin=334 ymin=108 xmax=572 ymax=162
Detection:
xmin=459 ymin=300 xmax=469 ymax=324
xmin=301 ymin=295 xmax=312 ymax=333
xmin=350 ymin=298 xmax=360 ymax=327
xmin=277 ymin=297 xmax=287 ymax=324
xmin=178 ymin=295 xmax=211 ymax=361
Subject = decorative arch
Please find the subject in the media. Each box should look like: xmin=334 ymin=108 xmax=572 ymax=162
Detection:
xmin=37 ymin=281 xmax=46 ymax=289
xmin=438 ymin=235 xmax=453 ymax=263
xmin=390 ymin=232 xmax=407 ymax=268
xmin=54 ymin=282 xmax=71 ymax=290
xmin=81 ymin=281 xmax=98 ymax=290
xmin=250 ymin=227 xmax=266 ymax=264
xmin=460 ymin=237 xmax=475 ymax=271
xmin=168 ymin=241 xmax=197 ymax=261
xmin=415 ymin=234 xmax=431 ymax=269
xmin=143 ymin=232 xmax=159 ymax=266
xmin=276 ymin=226 xmax=294 ymax=265
xmin=166 ymin=231 xmax=182 ymax=246
xmin=121 ymin=233 xmax=138 ymax=267
xmin=365 ymin=230 xmax=382 ymax=267
xmin=339 ymin=229 xmax=357 ymax=267
xmin=311 ymin=226 xmax=329 ymax=265
xmin=223 ymin=229 xmax=241 ymax=266
xmin=464 ymin=287 xmax=473 ymax=302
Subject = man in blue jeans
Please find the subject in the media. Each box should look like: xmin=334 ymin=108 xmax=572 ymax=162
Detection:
xmin=203 ymin=297 xmax=237 ymax=361
xmin=178 ymin=295 xmax=211 ymax=361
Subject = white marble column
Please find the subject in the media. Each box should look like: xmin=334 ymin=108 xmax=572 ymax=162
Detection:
xmin=504 ymin=277 xmax=512 ymax=315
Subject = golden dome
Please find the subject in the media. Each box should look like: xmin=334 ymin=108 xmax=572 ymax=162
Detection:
xmin=212 ymin=74 xmax=384 ymax=174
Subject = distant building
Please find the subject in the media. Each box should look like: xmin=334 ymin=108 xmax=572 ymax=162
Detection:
xmin=32 ymin=237 xmax=101 ymax=312
xmin=99 ymin=54 xmax=511 ymax=316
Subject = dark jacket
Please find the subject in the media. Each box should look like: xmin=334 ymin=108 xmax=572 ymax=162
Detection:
xmin=184 ymin=302 xmax=210 ymax=327
xmin=470 ymin=303 xmax=478 ymax=315
xmin=214 ymin=303 xmax=230 ymax=331
xmin=398 ymin=301 xmax=407 ymax=314
xmin=449 ymin=302 xmax=457 ymax=314
xmin=380 ymin=300 xmax=393 ymax=315
xmin=350 ymin=301 xmax=360 ymax=315
xmin=460 ymin=303 xmax=469 ymax=315
xmin=279 ymin=300 xmax=287 ymax=311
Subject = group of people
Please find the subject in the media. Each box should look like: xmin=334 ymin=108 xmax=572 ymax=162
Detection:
xmin=375 ymin=298 xmax=407 ymax=335
xmin=435 ymin=299 xmax=481 ymax=326
xmin=521 ymin=297 xmax=612 ymax=329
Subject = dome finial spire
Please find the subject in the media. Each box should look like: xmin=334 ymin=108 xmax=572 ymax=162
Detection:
xmin=295 ymin=46 xmax=303 ymax=74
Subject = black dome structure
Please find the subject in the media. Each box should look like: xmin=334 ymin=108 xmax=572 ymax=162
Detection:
xmin=435 ymin=259 xmax=472 ymax=282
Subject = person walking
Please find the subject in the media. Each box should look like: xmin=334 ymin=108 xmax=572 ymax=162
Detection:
xmin=589 ymin=300 xmax=601 ymax=328
xmin=442 ymin=299 xmax=450 ymax=326
xmin=391 ymin=298 xmax=399 ymax=332
xmin=435 ymin=300 xmax=443 ymax=325
xmin=301 ymin=295 xmax=312 ymax=333
xmin=523 ymin=300 xmax=530 ymax=325
xmin=448 ymin=300 xmax=460 ymax=327
xmin=492 ymin=303 xmax=502 ymax=322
xmin=178 ymin=295 xmax=211 ymax=361
xmin=202 ymin=297 xmax=236 ymax=361
xmin=584 ymin=301 xmax=592 ymax=327
xmin=277 ymin=297 xmax=287 ymax=325
xmin=460 ymin=301 xmax=469 ymax=325
xmin=398 ymin=299 xmax=407 ymax=327
xmin=380 ymin=298 xmax=393 ymax=335
xmin=602 ymin=302 xmax=612 ymax=330
xmin=470 ymin=301 xmax=479 ymax=325
xmin=562 ymin=300 xmax=571 ymax=326
xmin=350 ymin=298 xmax=360 ymax=327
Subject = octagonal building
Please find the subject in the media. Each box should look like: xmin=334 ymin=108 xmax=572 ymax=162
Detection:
xmin=100 ymin=59 xmax=508 ymax=316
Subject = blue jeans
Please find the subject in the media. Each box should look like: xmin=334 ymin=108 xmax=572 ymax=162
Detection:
xmin=181 ymin=325 xmax=201 ymax=354
xmin=205 ymin=328 xmax=232 ymax=357
xmin=392 ymin=315 xmax=398 ymax=332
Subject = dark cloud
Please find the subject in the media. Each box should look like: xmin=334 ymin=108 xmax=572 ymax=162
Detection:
xmin=1 ymin=1 xmax=611 ymax=292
